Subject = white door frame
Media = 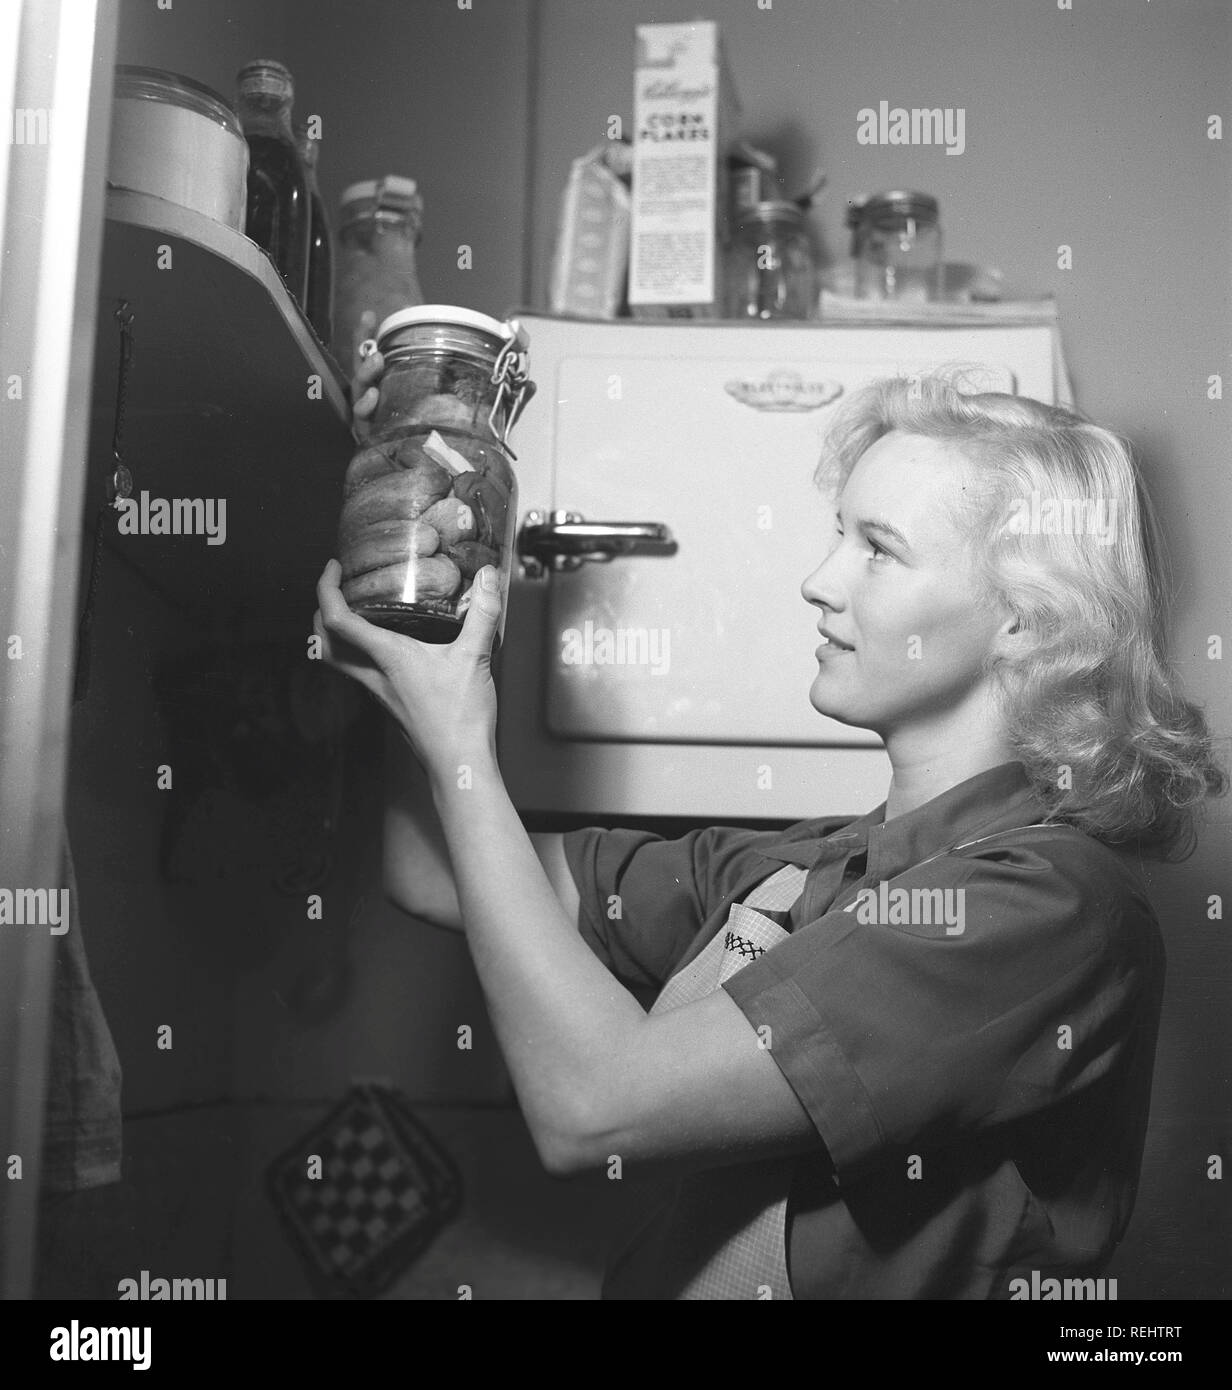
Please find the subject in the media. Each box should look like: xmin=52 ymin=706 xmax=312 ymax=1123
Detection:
xmin=0 ymin=0 xmax=119 ymax=1300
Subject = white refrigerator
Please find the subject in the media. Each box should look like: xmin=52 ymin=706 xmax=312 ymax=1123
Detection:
xmin=497 ymin=312 xmax=1072 ymax=821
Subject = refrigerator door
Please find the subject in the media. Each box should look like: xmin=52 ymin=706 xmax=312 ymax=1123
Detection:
xmin=499 ymin=316 xmax=1059 ymax=817
xmin=538 ymin=322 xmax=1051 ymax=744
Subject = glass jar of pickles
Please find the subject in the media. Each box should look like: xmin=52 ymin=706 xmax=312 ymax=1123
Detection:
xmin=338 ymin=306 xmax=534 ymax=646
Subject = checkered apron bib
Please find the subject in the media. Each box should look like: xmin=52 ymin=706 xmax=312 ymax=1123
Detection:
xmin=646 ymin=860 xmax=809 ymax=1300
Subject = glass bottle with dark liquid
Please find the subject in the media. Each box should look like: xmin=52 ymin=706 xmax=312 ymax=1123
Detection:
xmin=235 ymin=60 xmax=309 ymax=307
xmin=296 ymin=125 xmax=334 ymax=344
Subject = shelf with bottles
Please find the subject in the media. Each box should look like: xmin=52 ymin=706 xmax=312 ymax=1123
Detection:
xmin=85 ymin=188 xmax=353 ymax=640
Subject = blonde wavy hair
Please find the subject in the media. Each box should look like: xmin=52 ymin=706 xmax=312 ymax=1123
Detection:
xmin=815 ymin=372 xmax=1226 ymax=860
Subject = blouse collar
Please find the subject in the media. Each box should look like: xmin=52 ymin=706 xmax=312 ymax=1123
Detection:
xmin=755 ymin=761 xmax=1047 ymax=881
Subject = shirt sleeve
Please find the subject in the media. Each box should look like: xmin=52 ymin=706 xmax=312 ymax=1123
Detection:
xmin=721 ymin=835 xmax=1162 ymax=1183
xmin=561 ymin=823 xmax=772 ymax=992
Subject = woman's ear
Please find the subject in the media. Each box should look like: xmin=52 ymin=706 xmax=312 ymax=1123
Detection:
xmin=993 ymin=611 xmax=1022 ymax=655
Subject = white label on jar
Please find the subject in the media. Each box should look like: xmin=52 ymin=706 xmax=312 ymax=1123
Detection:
xmin=423 ymin=430 xmax=476 ymax=476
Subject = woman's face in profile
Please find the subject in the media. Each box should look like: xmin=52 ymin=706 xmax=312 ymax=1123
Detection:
xmin=801 ymin=430 xmax=1011 ymax=738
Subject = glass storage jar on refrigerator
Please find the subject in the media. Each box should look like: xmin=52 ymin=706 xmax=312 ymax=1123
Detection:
xmin=337 ymin=306 xmax=534 ymax=647
xmin=853 ymin=190 xmax=943 ymax=302
xmin=724 ymin=199 xmax=817 ymax=320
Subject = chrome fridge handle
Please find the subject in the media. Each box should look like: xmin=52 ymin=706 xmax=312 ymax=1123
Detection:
xmin=517 ymin=510 xmax=675 ymax=578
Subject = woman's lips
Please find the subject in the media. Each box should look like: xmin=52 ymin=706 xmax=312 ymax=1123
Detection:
xmin=816 ymin=627 xmax=855 ymax=656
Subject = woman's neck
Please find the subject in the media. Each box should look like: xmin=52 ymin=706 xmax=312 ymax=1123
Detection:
xmin=883 ymin=732 xmax=1018 ymax=821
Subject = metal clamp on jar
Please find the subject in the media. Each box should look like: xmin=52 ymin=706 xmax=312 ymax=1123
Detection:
xmin=337 ymin=306 xmax=534 ymax=647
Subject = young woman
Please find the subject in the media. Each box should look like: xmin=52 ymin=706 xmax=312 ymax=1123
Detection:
xmin=316 ymin=365 xmax=1224 ymax=1299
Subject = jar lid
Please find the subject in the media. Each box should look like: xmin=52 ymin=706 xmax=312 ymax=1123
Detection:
xmin=736 ymin=199 xmax=806 ymax=233
xmin=114 ymin=65 xmax=242 ymax=136
xmin=862 ymin=191 xmax=939 ymax=224
xmin=236 ymin=60 xmax=294 ymax=101
xmin=747 ymin=198 xmax=805 ymax=221
xmin=376 ymin=305 xmax=516 ymax=347
xmin=341 ymin=175 xmax=419 ymax=206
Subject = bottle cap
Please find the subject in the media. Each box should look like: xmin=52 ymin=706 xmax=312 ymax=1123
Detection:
xmin=236 ymin=60 xmax=294 ymax=102
xmin=340 ymin=176 xmax=419 ymax=206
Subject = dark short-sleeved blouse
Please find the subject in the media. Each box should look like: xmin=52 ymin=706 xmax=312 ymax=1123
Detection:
xmin=561 ymin=761 xmax=1165 ymax=1299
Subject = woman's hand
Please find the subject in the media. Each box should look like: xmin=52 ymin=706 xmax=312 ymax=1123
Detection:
xmin=349 ymin=347 xmax=384 ymax=445
xmin=313 ymin=557 xmax=503 ymax=781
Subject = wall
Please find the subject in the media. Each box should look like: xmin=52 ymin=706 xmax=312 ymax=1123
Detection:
xmin=114 ymin=0 xmax=300 ymax=141
xmin=530 ymin=0 xmax=1231 ymax=1298
xmin=294 ymin=0 xmax=533 ymax=320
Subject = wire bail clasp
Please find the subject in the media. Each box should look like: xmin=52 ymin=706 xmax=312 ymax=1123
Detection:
xmin=487 ymin=317 xmax=534 ymax=457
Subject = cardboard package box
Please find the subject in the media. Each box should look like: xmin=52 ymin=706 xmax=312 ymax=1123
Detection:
xmin=549 ymin=142 xmax=632 ymax=319
xmin=629 ymin=21 xmax=742 ymax=319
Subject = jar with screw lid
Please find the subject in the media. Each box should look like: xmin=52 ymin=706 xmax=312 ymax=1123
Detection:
xmin=854 ymin=191 xmax=943 ymax=302
xmin=724 ymin=200 xmax=816 ymax=320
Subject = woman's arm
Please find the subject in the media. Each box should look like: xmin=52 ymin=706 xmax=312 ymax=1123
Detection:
xmin=427 ymin=746 xmax=819 ymax=1176
xmin=382 ymin=721 xmax=460 ymax=928
xmin=317 ymin=561 xmax=818 ymax=1177
xmin=362 ymin=346 xmax=581 ymax=937
xmin=383 ymin=720 xmax=580 ymax=931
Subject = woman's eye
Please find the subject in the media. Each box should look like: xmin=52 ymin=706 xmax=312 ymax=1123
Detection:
xmin=835 ymin=525 xmax=891 ymax=562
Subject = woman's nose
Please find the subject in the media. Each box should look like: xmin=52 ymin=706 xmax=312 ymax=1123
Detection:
xmin=801 ymin=549 xmax=845 ymax=612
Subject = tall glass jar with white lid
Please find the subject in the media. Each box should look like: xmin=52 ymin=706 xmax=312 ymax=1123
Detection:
xmin=337 ymin=306 xmax=534 ymax=648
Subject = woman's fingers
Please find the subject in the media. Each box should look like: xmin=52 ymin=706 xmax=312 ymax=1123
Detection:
xmin=313 ymin=558 xmax=499 ymax=771
xmin=351 ymin=347 xmax=384 ymax=392
xmin=315 ymin=559 xmax=402 ymax=668
xmin=349 ymin=350 xmax=384 ymax=413
xmin=348 ymin=350 xmax=384 ymax=442
xmin=316 ymin=557 xmax=366 ymax=633
xmin=353 ymin=385 xmax=379 ymax=418
xmin=454 ymin=567 xmax=503 ymax=662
